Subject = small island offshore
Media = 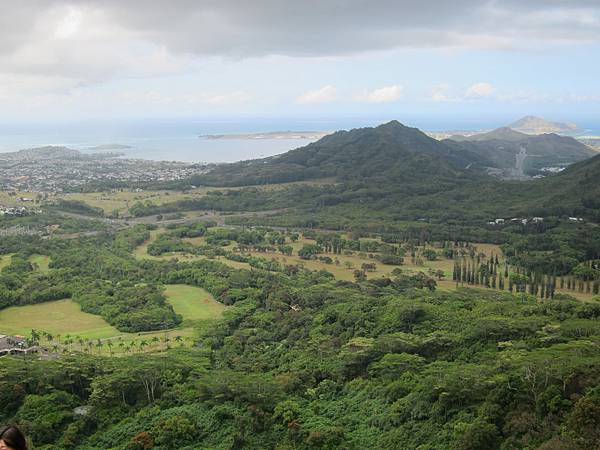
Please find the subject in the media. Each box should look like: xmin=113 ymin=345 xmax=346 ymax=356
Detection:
xmin=200 ymin=130 xmax=331 ymax=140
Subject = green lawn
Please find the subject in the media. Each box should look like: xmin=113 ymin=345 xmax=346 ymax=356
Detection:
xmin=29 ymin=254 xmax=51 ymax=272
xmin=0 ymin=299 xmax=121 ymax=339
xmin=163 ymin=284 xmax=227 ymax=325
xmin=0 ymin=254 xmax=13 ymax=270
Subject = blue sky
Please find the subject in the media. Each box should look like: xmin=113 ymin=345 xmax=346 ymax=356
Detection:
xmin=1 ymin=1 xmax=599 ymax=128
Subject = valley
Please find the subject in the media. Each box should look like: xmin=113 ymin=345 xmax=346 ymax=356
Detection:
xmin=1 ymin=120 xmax=599 ymax=450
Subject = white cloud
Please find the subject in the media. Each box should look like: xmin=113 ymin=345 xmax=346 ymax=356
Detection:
xmin=430 ymin=83 xmax=456 ymax=102
xmin=465 ymin=82 xmax=496 ymax=98
xmin=53 ymin=6 xmax=83 ymax=39
xmin=296 ymin=85 xmax=337 ymax=104
xmin=355 ymin=85 xmax=403 ymax=103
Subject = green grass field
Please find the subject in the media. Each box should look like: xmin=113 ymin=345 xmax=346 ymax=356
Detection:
xmin=0 ymin=299 xmax=121 ymax=339
xmin=29 ymin=254 xmax=51 ymax=272
xmin=0 ymin=254 xmax=14 ymax=270
xmin=163 ymin=284 xmax=227 ymax=325
xmin=0 ymin=285 xmax=229 ymax=354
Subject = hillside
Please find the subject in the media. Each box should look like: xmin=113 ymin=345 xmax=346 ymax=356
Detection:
xmin=192 ymin=121 xmax=487 ymax=186
xmin=445 ymin=130 xmax=594 ymax=174
xmin=0 ymin=146 xmax=123 ymax=161
xmin=0 ymin=146 xmax=82 ymax=161
xmin=449 ymin=127 xmax=528 ymax=142
xmin=509 ymin=115 xmax=579 ymax=134
xmin=146 ymin=121 xmax=600 ymax=226
xmin=536 ymin=152 xmax=600 ymax=209
xmin=193 ymin=121 xmax=594 ymax=189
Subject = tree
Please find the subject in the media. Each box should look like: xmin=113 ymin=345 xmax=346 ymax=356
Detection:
xmin=353 ymin=270 xmax=367 ymax=282
xmin=298 ymin=244 xmax=321 ymax=260
xmin=422 ymin=249 xmax=438 ymax=261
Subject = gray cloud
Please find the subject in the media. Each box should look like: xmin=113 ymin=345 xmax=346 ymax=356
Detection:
xmin=92 ymin=0 xmax=600 ymax=55
xmin=0 ymin=0 xmax=599 ymax=84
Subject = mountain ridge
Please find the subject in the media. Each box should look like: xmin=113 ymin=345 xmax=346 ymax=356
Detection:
xmin=192 ymin=120 xmax=488 ymax=187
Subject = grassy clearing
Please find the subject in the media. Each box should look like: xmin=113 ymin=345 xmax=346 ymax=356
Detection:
xmin=133 ymin=229 xmax=252 ymax=270
xmin=0 ymin=289 xmax=225 ymax=355
xmin=132 ymin=229 xmax=162 ymax=260
xmin=164 ymin=284 xmax=227 ymax=326
xmin=135 ymin=231 xmax=595 ymax=301
xmin=0 ymin=299 xmax=121 ymax=339
xmin=29 ymin=254 xmax=51 ymax=272
xmin=54 ymin=179 xmax=337 ymax=216
xmin=248 ymin=237 xmax=494 ymax=282
xmin=183 ymin=236 xmax=207 ymax=246
xmin=0 ymin=254 xmax=14 ymax=270
xmin=0 ymin=191 xmax=40 ymax=207
xmin=57 ymin=188 xmax=215 ymax=216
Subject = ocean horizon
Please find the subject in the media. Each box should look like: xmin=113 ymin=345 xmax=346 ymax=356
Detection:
xmin=0 ymin=118 xmax=597 ymax=163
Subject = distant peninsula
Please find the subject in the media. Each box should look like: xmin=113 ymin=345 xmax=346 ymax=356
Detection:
xmin=86 ymin=144 xmax=132 ymax=151
xmin=0 ymin=146 xmax=123 ymax=161
xmin=200 ymin=131 xmax=331 ymax=140
xmin=508 ymin=115 xmax=580 ymax=134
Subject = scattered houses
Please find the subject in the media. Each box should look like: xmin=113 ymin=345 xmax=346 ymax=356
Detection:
xmin=0 ymin=205 xmax=41 ymax=216
xmin=0 ymin=334 xmax=35 ymax=356
xmin=489 ymin=217 xmax=545 ymax=226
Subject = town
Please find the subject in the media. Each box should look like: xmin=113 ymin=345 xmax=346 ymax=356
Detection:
xmin=0 ymin=146 xmax=203 ymax=193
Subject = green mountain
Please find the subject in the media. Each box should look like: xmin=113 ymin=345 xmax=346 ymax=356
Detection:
xmin=449 ymin=126 xmax=528 ymax=142
xmin=192 ymin=121 xmax=488 ymax=186
xmin=444 ymin=129 xmax=594 ymax=174
xmin=143 ymin=121 xmax=600 ymax=226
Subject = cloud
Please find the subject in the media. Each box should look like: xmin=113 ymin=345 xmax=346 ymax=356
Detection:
xmin=465 ymin=82 xmax=496 ymax=98
xmin=355 ymin=85 xmax=403 ymax=103
xmin=430 ymin=83 xmax=456 ymax=102
xmin=0 ymin=1 xmax=600 ymax=87
xmin=296 ymin=85 xmax=337 ymax=104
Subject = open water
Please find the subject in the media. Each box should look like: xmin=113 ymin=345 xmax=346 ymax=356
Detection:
xmin=0 ymin=118 xmax=596 ymax=163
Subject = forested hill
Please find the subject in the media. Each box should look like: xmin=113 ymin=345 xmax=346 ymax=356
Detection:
xmin=444 ymin=130 xmax=594 ymax=173
xmin=191 ymin=121 xmax=487 ymax=186
xmin=115 ymin=120 xmax=600 ymax=227
xmin=449 ymin=127 xmax=528 ymax=142
xmin=536 ymin=152 xmax=600 ymax=209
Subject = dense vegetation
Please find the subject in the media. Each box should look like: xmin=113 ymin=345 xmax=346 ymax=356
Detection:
xmin=124 ymin=123 xmax=600 ymax=232
xmin=1 ymin=122 xmax=600 ymax=449
xmin=2 ymin=239 xmax=600 ymax=448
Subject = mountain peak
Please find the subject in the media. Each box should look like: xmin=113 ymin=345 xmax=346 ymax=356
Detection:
xmin=509 ymin=116 xmax=579 ymax=134
xmin=450 ymin=127 xmax=529 ymax=142
xmin=378 ymin=120 xmax=406 ymax=128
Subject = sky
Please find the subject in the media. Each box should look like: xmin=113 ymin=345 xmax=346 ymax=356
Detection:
xmin=1 ymin=0 xmax=599 ymax=126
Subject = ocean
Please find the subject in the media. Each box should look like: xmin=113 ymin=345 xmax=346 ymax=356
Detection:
xmin=0 ymin=118 xmax=597 ymax=163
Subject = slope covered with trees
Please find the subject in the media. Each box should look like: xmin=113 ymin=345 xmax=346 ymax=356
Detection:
xmin=190 ymin=121 xmax=488 ymax=186
xmin=445 ymin=131 xmax=594 ymax=173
